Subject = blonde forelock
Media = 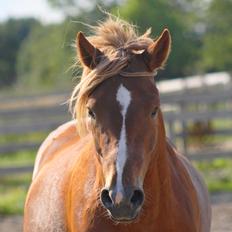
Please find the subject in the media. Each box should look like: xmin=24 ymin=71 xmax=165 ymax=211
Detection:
xmin=70 ymin=16 xmax=155 ymax=136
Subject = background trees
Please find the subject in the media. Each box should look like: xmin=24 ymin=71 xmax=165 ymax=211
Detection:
xmin=201 ymin=0 xmax=232 ymax=72
xmin=0 ymin=18 xmax=39 ymax=87
xmin=117 ymin=0 xmax=201 ymax=78
xmin=17 ymin=23 xmax=73 ymax=89
xmin=0 ymin=0 xmax=231 ymax=90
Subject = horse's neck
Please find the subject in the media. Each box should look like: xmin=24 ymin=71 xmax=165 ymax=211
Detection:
xmin=143 ymin=112 xmax=200 ymax=230
xmin=143 ymin=111 xmax=191 ymax=219
xmin=140 ymin=112 xmax=172 ymax=220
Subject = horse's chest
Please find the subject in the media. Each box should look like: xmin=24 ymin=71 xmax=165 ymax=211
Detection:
xmin=25 ymin=156 xmax=73 ymax=231
xmin=82 ymin=202 xmax=199 ymax=232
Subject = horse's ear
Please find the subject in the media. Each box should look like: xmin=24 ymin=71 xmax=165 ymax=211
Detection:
xmin=76 ymin=32 xmax=103 ymax=69
xmin=144 ymin=28 xmax=171 ymax=71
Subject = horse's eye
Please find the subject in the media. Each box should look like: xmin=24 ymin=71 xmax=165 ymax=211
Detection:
xmin=88 ymin=108 xmax=96 ymax=119
xmin=151 ymin=107 xmax=158 ymax=118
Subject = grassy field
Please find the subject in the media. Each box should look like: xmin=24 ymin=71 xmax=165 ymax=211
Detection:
xmin=0 ymin=150 xmax=35 ymax=167
xmin=0 ymin=173 xmax=31 ymax=215
xmin=194 ymin=159 xmax=232 ymax=192
xmin=0 ymin=132 xmax=41 ymax=215
xmin=0 ymin=149 xmax=232 ymax=215
xmin=0 ymin=150 xmax=34 ymax=215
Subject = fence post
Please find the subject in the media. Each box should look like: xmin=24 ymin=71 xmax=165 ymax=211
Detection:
xmin=182 ymin=121 xmax=188 ymax=156
xmin=180 ymin=101 xmax=188 ymax=156
xmin=167 ymin=120 xmax=175 ymax=144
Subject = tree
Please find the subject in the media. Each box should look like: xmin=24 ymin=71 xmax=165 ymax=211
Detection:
xmin=0 ymin=18 xmax=39 ymax=87
xmin=47 ymin=0 xmax=119 ymax=17
xmin=47 ymin=0 xmax=203 ymax=79
xmin=115 ymin=0 xmax=202 ymax=79
xmin=17 ymin=22 xmax=81 ymax=89
xmin=201 ymin=0 xmax=232 ymax=72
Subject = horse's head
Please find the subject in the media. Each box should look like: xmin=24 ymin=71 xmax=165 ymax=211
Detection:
xmin=75 ymin=27 xmax=171 ymax=222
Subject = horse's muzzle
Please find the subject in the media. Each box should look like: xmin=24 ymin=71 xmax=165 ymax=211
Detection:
xmin=100 ymin=187 xmax=144 ymax=222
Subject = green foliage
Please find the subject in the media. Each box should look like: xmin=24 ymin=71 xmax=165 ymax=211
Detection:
xmin=0 ymin=0 xmax=231 ymax=89
xmin=201 ymin=0 xmax=232 ymax=72
xmin=16 ymin=5 xmax=117 ymax=90
xmin=47 ymin=0 xmax=118 ymax=17
xmin=17 ymin=23 xmax=75 ymax=89
xmin=48 ymin=0 xmax=92 ymax=14
xmin=47 ymin=0 xmax=204 ymax=78
xmin=0 ymin=18 xmax=39 ymax=87
xmin=115 ymin=0 xmax=201 ymax=79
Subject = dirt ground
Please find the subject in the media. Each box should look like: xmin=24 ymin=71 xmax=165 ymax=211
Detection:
xmin=0 ymin=193 xmax=231 ymax=232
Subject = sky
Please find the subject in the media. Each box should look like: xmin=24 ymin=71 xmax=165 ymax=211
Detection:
xmin=0 ymin=0 xmax=65 ymax=24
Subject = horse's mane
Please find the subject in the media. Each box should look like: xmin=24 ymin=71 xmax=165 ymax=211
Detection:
xmin=70 ymin=16 xmax=154 ymax=136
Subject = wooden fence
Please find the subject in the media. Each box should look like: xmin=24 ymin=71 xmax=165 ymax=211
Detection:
xmin=1 ymin=72 xmax=232 ymax=175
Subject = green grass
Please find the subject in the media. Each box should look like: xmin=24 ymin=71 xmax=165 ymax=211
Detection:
xmin=0 ymin=132 xmax=47 ymax=144
xmin=0 ymin=131 xmax=40 ymax=214
xmin=0 ymin=150 xmax=36 ymax=167
xmin=0 ymin=174 xmax=31 ymax=215
xmin=212 ymin=119 xmax=232 ymax=129
xmin=0 ymin=149 xmax=34 ymax=215
xmin=193 ymin=158 xmax=232 ymax=192
xmin=0 ymin=131 xmax=47 ymax=167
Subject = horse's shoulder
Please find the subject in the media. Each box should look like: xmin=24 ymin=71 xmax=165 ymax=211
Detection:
xmin=168 ymin=143 xmax=208 ymax=196
xmin=176 ymin=154 xmax=206 ymax=191
xmin=32 ymin=120 xmax=79 ymax=180
xmin=173 ymin=150 xmax=211 ymax=231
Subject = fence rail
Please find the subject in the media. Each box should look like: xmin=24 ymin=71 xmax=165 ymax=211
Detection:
xmin=1 ymin=72 xmax=232 ymax=175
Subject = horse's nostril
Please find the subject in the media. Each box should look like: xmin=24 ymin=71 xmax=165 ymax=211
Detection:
xmin=101 ymin=189 xmax=113 ymax=209
xmin=130 ymin=189 xmax=144 ymax=208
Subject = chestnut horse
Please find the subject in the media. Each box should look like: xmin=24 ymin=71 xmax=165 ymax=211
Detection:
xmin=24 ymin=17 xmax=211 ymax=232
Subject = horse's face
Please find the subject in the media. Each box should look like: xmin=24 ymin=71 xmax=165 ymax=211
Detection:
xmin=77 ymin=29 xmax=171 ymax=222
xmin=87 ymin=76 xmax=160 ymax=220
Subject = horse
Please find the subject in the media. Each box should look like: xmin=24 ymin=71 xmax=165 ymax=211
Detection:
xmin=24 ymin=17 xmax=211 ymax=232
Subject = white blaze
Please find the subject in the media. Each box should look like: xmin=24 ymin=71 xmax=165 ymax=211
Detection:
xmin=116 ymin=84 xmax=131 ymax=197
